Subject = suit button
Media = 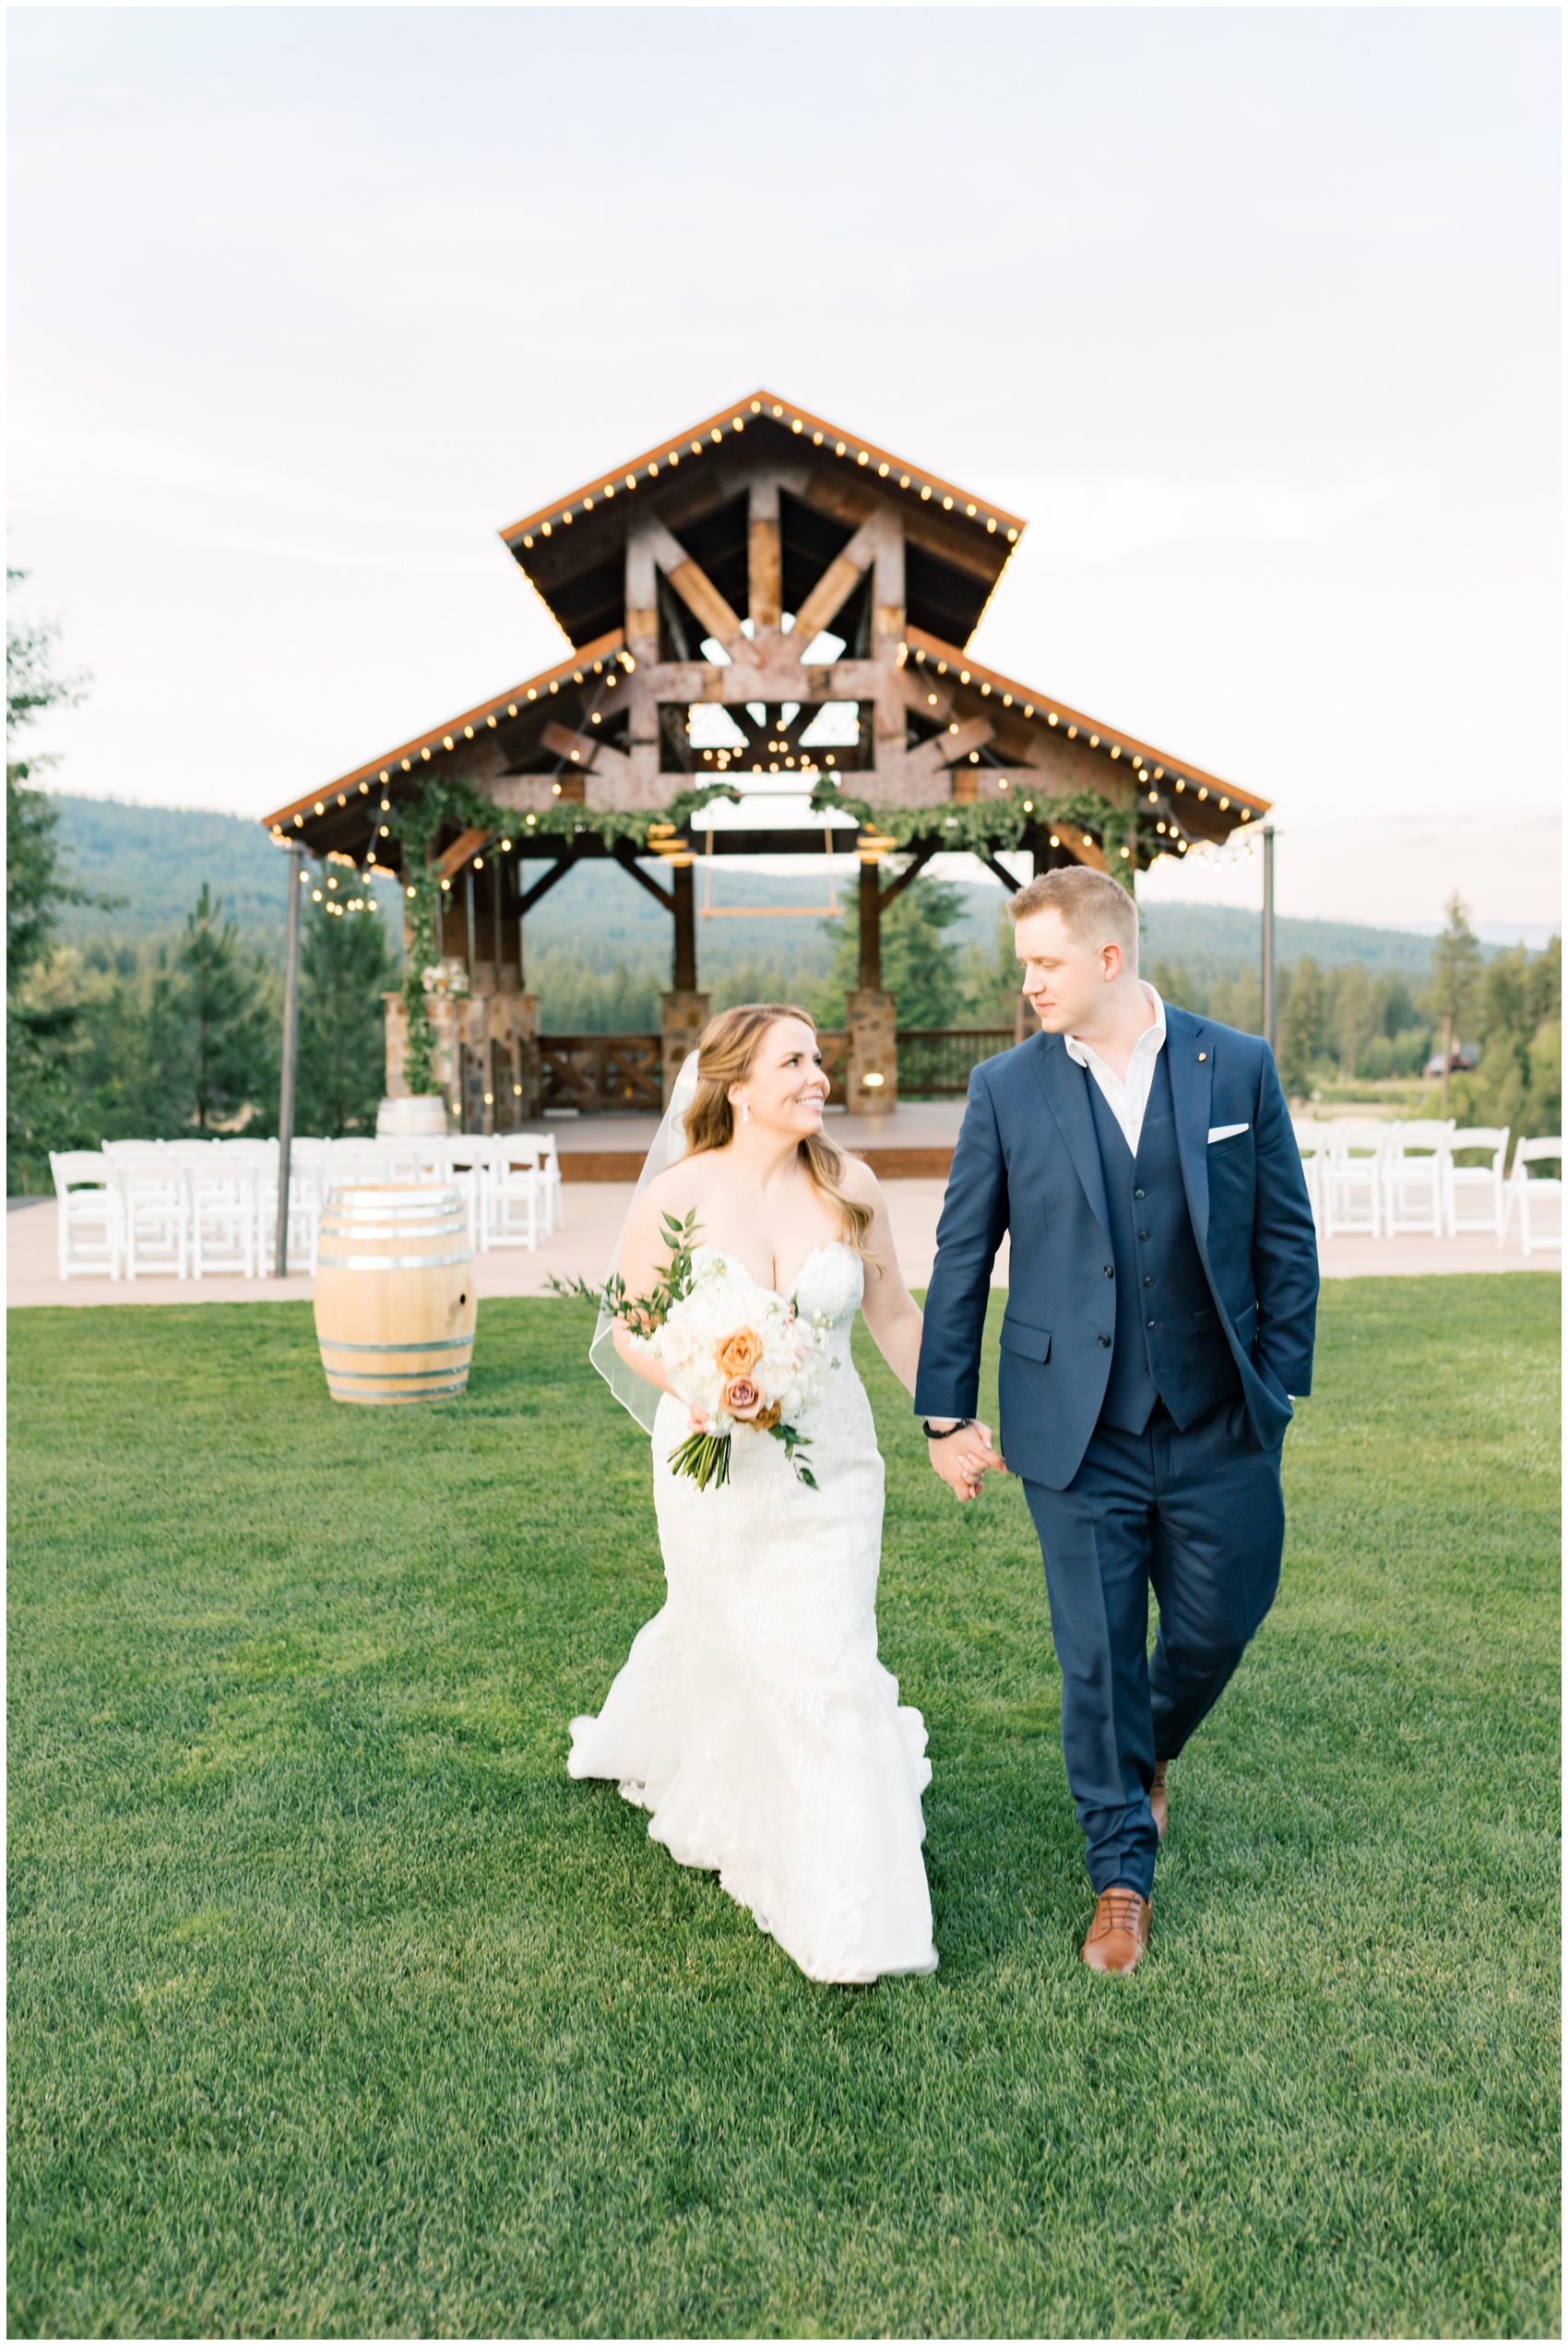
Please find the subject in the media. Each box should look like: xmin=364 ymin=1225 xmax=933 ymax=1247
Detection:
xmin=1138 ymin=1230 xmax=1150 ymax=1242
xmin=1098 ymin=1334 xmax=1111 ymax=1348
xmin=1103 ymin=1266 xmax=1114 ymax=1279
xmin=1134 ymin=1187 xmax=1146 ymax=1199
xmin=1146 ymin=1319 xmax=1160 ymax=1331
xmin=1144 ymin=1276 xmax=1155 ymax=1288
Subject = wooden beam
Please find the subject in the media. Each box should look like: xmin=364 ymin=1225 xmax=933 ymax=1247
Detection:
xmin=748 ymin=477 xmax=782 ymax=633
xmin=974 ymin=846 xmax=1022 ymax=893
xmin=637 ymin=656 xmax=887 ymax=706
xmin=540 ymin=720 xmax=634 ymax=784
xmin=671 ymin=860 xmax=696 ymax=992
xmin=612 ymin=836 xmax=676 ymax=911
xmin=858 ymin=859 xmax=882 ymax=993
xmin=517 ymin=855 xmax=576 ymax=917
xmin=790 ymin=515 xmax=880 ymax=646
xmin=436 ymin=826 xmax=490 ymax=881
xmin=643 ymin=518 xmax=743 ymax=643
xmin=877 ymin=835 xmax=940 ymax=910
xmin=902 ymin=716 xmax=996 ymax=784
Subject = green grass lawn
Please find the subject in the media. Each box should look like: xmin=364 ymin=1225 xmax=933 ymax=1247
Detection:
xmin=8 ymin=1278 xmax=1560 ymax=2339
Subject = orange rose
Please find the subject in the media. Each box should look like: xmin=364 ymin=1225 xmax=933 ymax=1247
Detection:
xmin=754 ymin=1401 xmax=782 ymax=1433
xmin=715 ymin=1327 xmax=763 ymax=1378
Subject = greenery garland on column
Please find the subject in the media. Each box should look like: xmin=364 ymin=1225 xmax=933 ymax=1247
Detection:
xmin=385 ymin=779 xmax=502 ymax=1097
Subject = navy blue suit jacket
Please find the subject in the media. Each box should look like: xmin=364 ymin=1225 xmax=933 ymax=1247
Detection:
xmin=914 ymin=1007 xmax=1320 ymax=1490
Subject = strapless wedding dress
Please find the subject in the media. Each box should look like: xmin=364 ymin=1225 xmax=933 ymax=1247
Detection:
xmin=567 ymin=1242 xmax=938 ymax=1984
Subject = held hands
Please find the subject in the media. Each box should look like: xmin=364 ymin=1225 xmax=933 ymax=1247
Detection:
xmin=927 ymin=1419 xmax=1006 ymax=1503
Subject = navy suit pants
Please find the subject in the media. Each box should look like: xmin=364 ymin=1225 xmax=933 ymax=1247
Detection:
xmin=1022 ymin=1395 xmax=1285 ymax=1900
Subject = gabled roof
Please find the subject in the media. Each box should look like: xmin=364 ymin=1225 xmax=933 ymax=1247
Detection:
xmin=498 ymin=390 xmax=1025 ymax=653
xmin=903 ymin=627 xmax=1268 ymax=834
xmin=260 ymin=633 xmax=628 ymax=857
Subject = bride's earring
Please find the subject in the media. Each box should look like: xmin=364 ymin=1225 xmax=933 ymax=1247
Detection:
xmin=741 ymin=1100 xmax=750 ymax=1125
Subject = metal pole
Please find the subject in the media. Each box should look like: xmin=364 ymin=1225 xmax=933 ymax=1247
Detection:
xmin=273 ymin=846 xmax=305 ymax=1278
xmin=1261 ymin=825 xmax=1277 ymax=1053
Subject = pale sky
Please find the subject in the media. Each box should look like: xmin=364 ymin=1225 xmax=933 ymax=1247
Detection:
xmin=8 ymin=6 xmax=1561 ymax=934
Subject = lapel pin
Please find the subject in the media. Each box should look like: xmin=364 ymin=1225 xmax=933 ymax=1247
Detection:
xmin=1197 ymin=1051 xmax=1207 ymax=1062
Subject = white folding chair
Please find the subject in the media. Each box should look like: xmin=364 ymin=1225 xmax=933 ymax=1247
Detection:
xmin=1382 ymin=1119 xmax=1454 ymax=1238
xmin=1508 ymin=1138 xmax=1562 ymax=1256
xmin=263 ymin=1138 xmax=327 ymax=1272
xmin=1291 ymin=1123 xmax=1330 ymax=1229
xmin=437 ymin=1139 xmax=487 ymax=1252
xmin=483 ymin=1137 xmax=541 ymax=1251
xmin=536 ymin=1130 xmax=564 ymax=1233
xmin=111 ymin=1144 xmax=189 ymax=1280
xmin=167 ymin=1140 xmax=256 ymax=1279
xmin=1445 ymin=1127 xmax=1511 ymax=1242
xmin=1319 ymin=1121 xmax=1390 ymax=1239
xmin=50 ymin=1150 xmax=120 ymax=1280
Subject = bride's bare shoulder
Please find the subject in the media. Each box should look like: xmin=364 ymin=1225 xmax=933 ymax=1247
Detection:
xmin=627 ymin=1153 xmax=718 ymax=1224
xmin=834 ymin=1150 xmax=883 ymax=1206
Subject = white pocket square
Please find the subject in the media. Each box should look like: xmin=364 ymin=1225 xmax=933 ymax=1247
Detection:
xmin=1207 ymin=1123 xmax=1250 ymax=1143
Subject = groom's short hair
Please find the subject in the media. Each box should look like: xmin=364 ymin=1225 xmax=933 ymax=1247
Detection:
xmin=1007 ymin=866 xmax=1138 ymax=967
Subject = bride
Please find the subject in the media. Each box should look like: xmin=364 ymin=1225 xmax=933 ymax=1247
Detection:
xmin=568 ymin=1003 xmax=980 ymax=1983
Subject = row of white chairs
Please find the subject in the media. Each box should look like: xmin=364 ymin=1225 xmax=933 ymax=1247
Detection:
xmin=48 ymin=1133 xmax=565 ymax=1280
xmin=1292 ymin=1122 xmax=1562 ymax=1251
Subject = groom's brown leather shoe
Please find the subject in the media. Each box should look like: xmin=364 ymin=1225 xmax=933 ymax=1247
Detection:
xmin=1081 ymin=1888 xmax=1152 ymax=1975
xmin=1150 ymin=1760 xmax=1169 ymax=1840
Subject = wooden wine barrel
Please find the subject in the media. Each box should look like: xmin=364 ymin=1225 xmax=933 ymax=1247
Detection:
xmin=314 ymin=1184 xmax=475 ymax=1405
xmin=376 ymin=1094 xmax=448 ymax=1139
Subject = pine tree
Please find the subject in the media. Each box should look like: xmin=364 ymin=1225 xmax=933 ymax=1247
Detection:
xmin=1431 ymin=893 xmax=1483 ymax=1115
xmin=294 ymin=890 xmax=401 ymax=1136
xmin=1332 ymin=961 xmax=1372 ymax=1080
xmin=146 ymin=886 xmax=276 ymax=1133
xmin=808 ymin=876 xmax=968 ymax=1030
xmin=1277 ymin=958 xmax=1324 ymax=1100
xmin=6 ymin=573 xmax=94 ymax=1183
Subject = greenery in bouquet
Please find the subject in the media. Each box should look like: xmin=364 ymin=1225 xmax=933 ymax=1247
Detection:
xmin=552 ymin=1213 xmax=830 ymax=1491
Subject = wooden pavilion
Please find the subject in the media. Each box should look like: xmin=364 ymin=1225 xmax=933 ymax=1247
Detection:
xmin=261 ymin=391 xmax=1266 ymax=1124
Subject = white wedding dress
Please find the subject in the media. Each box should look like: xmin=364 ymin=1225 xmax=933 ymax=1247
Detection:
xmin=568 ymin=1241 xmax=938 ymax=1984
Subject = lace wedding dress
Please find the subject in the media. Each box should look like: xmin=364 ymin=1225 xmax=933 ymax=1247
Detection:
xmin=568 ymin=1242 xmax=938 ymax=1984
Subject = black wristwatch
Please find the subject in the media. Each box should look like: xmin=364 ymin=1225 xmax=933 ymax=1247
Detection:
xmin=922 ymin=1417 xmax=974 ymax=1440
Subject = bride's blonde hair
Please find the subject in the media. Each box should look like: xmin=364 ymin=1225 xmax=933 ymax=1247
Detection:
xmin=683 ymin=1003 xmax=874 ymax=1259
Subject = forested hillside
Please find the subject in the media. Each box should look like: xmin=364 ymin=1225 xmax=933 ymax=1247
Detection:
xmin=51 ymin=792 xmax=1443 ymax=978
xmin=11 ymin=792 xmax=1556 ymax=1186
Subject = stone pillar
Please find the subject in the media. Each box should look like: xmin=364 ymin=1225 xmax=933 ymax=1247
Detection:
xmin=846 ymin=989 xmax=897 ymax=1113
xmin=513 ymin=994 xmax=542 ymax=1122
xmin=487 ymin=992 xmax=541 ymax=1125
xmin=382 ymin=991 xmax=409 ymax=1097
xmin=384 ymin=988 xmax=460 ymax=1116
xmin=661 ymin=990 xmax=709 ymax=1106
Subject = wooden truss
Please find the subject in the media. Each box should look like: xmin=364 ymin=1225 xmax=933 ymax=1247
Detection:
xmin=262 ymin=391 xmax=1269 ymax=960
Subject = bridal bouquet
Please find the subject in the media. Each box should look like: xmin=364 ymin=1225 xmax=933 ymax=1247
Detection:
xmin=556 ymin=1211 xmax=835 ymax=1493
xmin=633 ymin=1248 xmax=835 ymax=1492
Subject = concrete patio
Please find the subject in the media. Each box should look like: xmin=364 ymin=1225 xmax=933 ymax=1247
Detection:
xmin=9 ymin=1184 xmax=1552 ymax=1309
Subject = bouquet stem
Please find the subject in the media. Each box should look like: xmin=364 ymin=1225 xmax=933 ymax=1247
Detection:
xmin=667 ymin=1429 xmax=732 ymax=1491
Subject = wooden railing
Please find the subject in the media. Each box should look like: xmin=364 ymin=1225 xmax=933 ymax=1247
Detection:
xmin=540 ymin=1034 xmax=664 ymax=1113
xmin=897 ymin=1029 xmax=1016 ymax=1098
xmin=530 ymin=1029 xmax=1013 ymax=1112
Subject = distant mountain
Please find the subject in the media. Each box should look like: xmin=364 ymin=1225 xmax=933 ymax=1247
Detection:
xmin=49 ymin=794 xmax=333 ymax=947
xmin=1136 ymin=902 xmax=1442 ymax=976
xmin=46 ymin=792 xmax=1519 ymax=982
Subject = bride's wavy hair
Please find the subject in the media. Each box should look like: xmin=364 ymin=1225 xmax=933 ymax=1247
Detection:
xmin=682 ymin=1004 xmax=875 ymax=1260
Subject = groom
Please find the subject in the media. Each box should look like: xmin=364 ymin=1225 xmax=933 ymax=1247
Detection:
xmin=915 ymin=866 xmax=1319 ymax=1974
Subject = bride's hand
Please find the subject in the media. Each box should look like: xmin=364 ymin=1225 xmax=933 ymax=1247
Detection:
xmin=686 ymin=1402 xmax=711 ymax=1435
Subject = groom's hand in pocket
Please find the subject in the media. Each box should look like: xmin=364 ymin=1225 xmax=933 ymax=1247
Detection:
xmin=927 ymin=1420 xmax=1006 ymax=1502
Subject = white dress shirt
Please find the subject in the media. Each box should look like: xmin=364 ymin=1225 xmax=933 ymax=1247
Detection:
xmin=1064 ymin=983 xmax=1168 ymax=1154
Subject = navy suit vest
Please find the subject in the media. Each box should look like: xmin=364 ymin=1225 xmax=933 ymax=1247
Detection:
xmin=1084 ymin=1047 xmax=1242 ymax=1435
